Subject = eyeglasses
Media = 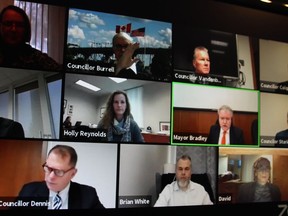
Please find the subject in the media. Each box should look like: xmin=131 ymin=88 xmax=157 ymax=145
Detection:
xmin=257 ymin=168 xmax=270 ymax=173
xmin=42 ymin=163 xmax=74 ymax=177
xmin=113 ymin=44 xmax=129 ymax=50
xmin=1 ymin=21 xmax=25 ymax=29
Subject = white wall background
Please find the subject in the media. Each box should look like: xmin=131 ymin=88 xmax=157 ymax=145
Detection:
xmin=142 ymin=82 xmax=171 ymax=133
xmin=119 ymin=144 xmax=172 ymax=204
xmin=173 ymin=83 xmax=258 ymax=112
xmin=64 ymin=81 xmax=171 ymax=134
xmin=260 ymin=39 xmax=288 ymax=82
xmin=47 ymin=141 xmax=118 ymax=208
xmin=260 ymin=92 xmax=288 ymax=136
xmin=63 ymin=87 xmax=99 ymax=126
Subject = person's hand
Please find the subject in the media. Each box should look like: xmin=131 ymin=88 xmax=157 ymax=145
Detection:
xmin=116 ymin=42 xmax=140 ymax=74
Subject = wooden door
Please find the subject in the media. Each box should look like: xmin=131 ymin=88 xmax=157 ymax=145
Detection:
xmin=0 ymin=139 xmax=47 ymax=196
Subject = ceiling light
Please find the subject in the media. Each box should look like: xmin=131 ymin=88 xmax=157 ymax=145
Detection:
xmin=211 ymin=40 xmax=228 ymax=47
xmin=260 ymin=0 xmax=272 ymax=3
xmin=75 ymin=80 xmax=100 ymax=92
xmin=109 ymin=77 xmax=127 ymax=83
xmin=211 ymin=49 xmax=225 ymax=54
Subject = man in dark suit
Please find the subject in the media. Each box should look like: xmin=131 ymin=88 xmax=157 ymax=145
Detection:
xmin=0 ymin=117 xmax=24 ymax=138
xmin=206 ymin=105 xmax=244 ymax=145
xmin=275 ymin=112 xmax=288 ymax=144
xmin=17 ymin=145 xmax=105 ymax=210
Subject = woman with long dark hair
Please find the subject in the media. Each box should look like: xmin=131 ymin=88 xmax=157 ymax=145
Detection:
xmin=97 ymin=90 xmax=144 ymax=143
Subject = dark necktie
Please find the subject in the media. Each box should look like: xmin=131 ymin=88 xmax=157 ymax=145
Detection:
xmin=52 ymin=193 xmax=62 ymax=210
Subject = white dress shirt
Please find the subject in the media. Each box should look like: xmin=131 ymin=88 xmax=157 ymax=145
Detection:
xmin=154 ymin=180 xmax=213 ymax=207
xmin=48 ymin=182 xmax=70 ymax=210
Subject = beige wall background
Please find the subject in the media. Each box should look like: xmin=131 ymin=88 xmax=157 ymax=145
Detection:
xmin=260 ymin=39 xmax=288 ymax=82
xmin=260 ymin=92 xmax=288 ymax=136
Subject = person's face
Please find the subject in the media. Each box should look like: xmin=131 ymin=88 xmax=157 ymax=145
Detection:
xmin=255 ymin=168 xmax=270 ymax=185
xmin=113 ymin=93 xmax=127 ymax=120
xmin=193 ymin=50 xmax=210 ymax=74
xmin=44 ymin=151 xmax=77 ymax=193
xmin=218 ymin=109 xmax=232 ymax=132
xmin=0 ymin=9 xmax=26 ymax=46
xmin=113 ymin=37 xmax=132 ymax=60
xmin=176 ymin=159 xmax=191 ymax=189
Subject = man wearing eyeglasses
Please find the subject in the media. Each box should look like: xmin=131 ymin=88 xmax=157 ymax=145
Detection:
xmin=17 ymin=144 xmax=105 ymax=210
xmin=112 ymin=32 xmax=143 ymax=78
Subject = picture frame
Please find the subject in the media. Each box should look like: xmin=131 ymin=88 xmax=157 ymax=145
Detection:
xmin=67 ymin=104 xmax=73 ymax=115
xmin=100 ymin=107 xmax=106 ymax=118
xmin=64 ymin=99 xmax=67 ymax=109
xmin=159 ymin=121 xmax=170 ymax=132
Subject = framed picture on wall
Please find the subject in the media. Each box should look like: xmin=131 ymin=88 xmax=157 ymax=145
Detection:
xmin=64 ymin=99 xmax=67 ymax=108
xmin=159 ymin=121 xmax=170 ymax=132
xmin=100 ymin=107 xmax=106 ymax=118
xmin=68 ymin=104 xmax=73 ymax=115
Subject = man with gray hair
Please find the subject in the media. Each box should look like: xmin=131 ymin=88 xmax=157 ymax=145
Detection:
xmin=206 ymin=105 xmax=245 ymax=145
xmin=192 ymin=46 xmax=210 ymax=75
xmin=112 ymin=32 xmax=141 ymax=77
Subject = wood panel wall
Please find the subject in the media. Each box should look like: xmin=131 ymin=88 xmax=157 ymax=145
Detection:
xmin=0 ymin=140 xmax=47 ymax=196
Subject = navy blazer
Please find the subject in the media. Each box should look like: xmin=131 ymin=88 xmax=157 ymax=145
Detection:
xmin=206 ymin=124 xmax=245 ymax=145
xmin=17 ymin=181 xmax=105 ymax=209
xmin=275 ymin=129 xmax=288 ymax=143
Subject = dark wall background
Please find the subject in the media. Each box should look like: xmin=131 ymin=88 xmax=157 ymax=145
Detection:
xmin=6 ymin=0 xmax=287 ymax=215
xmin=34 ymin=0 xmax=288 ymax=44
xmin=70 ymin=0 xmax=288 ymax=41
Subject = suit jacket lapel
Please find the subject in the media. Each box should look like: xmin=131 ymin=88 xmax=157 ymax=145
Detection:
xmin=67 ymin=181 xmax=81 ymax=209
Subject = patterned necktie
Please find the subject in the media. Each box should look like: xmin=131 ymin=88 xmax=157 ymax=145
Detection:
xmin=52 ymin=193 xmax=62 ymax=210
xmin=221 ymin=131 xmax=226 ymax=145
